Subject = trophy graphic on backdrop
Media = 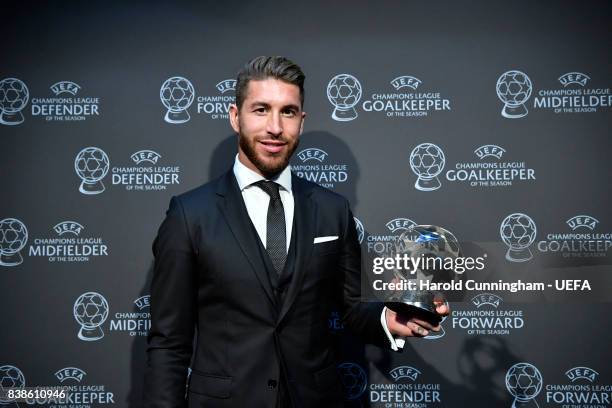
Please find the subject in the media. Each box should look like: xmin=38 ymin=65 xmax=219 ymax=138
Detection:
xmin=496 ymin=70 xmax=533 ymax=119
xmin=0 ymin=365 xmax=25 ymax=407
xmin=327 ymin=74 xmax=362 ymax=122
xmin=384 ymin=225 xmax=462 ymax=338
xmin=505 ymin=362 xmax=543 ymax=407
xmin=74 ymin=147 xmax=110 ymax=195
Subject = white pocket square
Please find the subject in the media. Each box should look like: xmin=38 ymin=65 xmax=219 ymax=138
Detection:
xmin=313 ymin=236 xmax=338 ymax=244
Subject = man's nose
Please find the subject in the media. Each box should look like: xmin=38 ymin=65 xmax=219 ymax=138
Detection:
xmin=266 ymin=111 xmax=283 ymax=136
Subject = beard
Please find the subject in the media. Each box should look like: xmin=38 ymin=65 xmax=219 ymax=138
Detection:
xmin=239 ymin=133 xmax=299 ymax=179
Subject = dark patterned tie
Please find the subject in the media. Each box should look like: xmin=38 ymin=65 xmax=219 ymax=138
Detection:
xmin=255 ymin=180 xmax=286 ymax=275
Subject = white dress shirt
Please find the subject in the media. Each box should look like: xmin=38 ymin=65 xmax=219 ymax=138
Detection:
xmin=232 ymin=155 xmax=403 ymax=351
xmin=233 ymin=155 xmax=294 ymax=251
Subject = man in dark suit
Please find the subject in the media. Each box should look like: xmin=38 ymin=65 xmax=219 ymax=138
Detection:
xmin=144 ymin=56 xmax=448 ymax=407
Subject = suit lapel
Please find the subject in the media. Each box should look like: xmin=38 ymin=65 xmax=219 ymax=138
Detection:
xmin=278 ymin=174 xmax=316 ymax=324
xmin=216 ymin=171 xmax=276 ymax=307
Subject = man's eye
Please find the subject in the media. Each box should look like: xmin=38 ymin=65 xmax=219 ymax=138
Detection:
xmin=253 ymin=107 xmax=266 ymax=113
xmin=282 ymin=109 xmax=296 ymax=117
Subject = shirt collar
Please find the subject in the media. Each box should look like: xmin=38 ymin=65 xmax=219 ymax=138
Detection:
xmin=233 ymin=154 xmax=292 ymax=193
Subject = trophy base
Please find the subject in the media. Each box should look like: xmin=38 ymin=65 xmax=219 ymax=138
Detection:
xmin=78 ymin=327 xmax=104 ymax=341
xmin=384 ymin=302 xmax=442 ymax=325
xmin=506 ymin=248 xmax=533 ymax=262
xmin=331 ymin=107 xmax=358 ymax=121
xmin=0 ymin=110 xmax=25 ymax=125
xmin=165 ymin=110 xmax=191 ymax=124
xmin=79 ymin=181 xmax=105 ymax=195
xmin=502 ymin=104 xmax=528 ymax=119
xmin=0 ymin=252 xmax=24 ymax=266
xmin=512 ymin=398 xmax=539 ymax=408
xmin=415 ymin=177 xmax=441 ymax=191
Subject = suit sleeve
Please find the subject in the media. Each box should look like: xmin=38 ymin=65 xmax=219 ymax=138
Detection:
xmin=144 ymin=196 xmax=198 ymax=408
xmin=338 ymin=199 xmax=389 ymax=347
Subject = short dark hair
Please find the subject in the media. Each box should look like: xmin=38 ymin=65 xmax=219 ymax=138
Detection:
xmin=235 ymin=56 xmax=305 ymax=109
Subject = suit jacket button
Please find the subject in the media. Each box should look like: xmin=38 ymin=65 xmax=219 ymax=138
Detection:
xmin=268 ymin=379 xmax=278 ymax=389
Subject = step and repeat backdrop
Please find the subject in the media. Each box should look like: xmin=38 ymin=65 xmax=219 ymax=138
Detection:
xmin=1 ymin=1 xmax=611 ymax=407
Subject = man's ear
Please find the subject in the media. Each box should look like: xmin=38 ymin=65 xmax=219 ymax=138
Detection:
xmin=229 ymin=103 xmax=240 ymax=133
xmin=299 ymin=111 xmax=306 ymax=135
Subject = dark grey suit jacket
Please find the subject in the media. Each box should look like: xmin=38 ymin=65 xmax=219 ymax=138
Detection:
xmin=144 ymin=170 xmax=386 ymax=407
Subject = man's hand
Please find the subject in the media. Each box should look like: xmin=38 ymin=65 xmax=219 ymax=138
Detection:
xmin=385 ymin=300 xmax=450 ymax=337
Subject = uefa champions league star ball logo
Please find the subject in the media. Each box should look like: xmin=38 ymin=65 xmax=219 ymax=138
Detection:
xmin=327 ymin=74 xmax=362 ymax=122
xmin=74 ymin=147 xmax=110 ymax=195
xmin=409 ymin=143 xmax=445 ymax=191
xmin=506 ymin=363 xmax=543 ymax=407
xmin=500 ymin=213 xmax=537 ymax=262
xmin=0 ymin=218 xmax=28 ymax=267
xmin=73 ymin=292 xmax=109 ymax=341
xmin=0 ymin=78 xmax=29 ymax=126
xmin=496 ymin=71 xmax=533 ymax=119
xmin=160 ymin=76 xmax=195 ymax=124
xmin=0 ymin=365 xmax=25 ymax=404
xmin=338 ymin=362 xmax=367 ymax=401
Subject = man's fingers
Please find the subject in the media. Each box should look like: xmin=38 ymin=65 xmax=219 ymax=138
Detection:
xmin=435 ymin=303 xmax=450 ymax=316
xmin=409 ymin=318 xmax=436 ymax=331
xmin=410 ymin=323 xmax=428 ymax=337
xmin=388 ymin=318 xmax=429 ymax=337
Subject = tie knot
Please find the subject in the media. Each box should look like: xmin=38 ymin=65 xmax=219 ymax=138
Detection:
xmin=255 ymin=180 xmax=281 ymax=201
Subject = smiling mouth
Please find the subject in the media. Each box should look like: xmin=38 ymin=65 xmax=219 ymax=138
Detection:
xmin=259 ymin=140 xmax=287 ymax=154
